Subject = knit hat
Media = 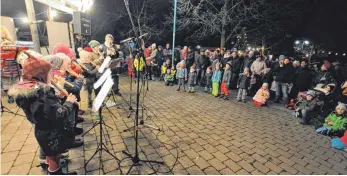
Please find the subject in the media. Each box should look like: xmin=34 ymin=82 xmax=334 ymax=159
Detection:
xmin=44 ymin=55 xmax=63 ymax=70
xmin=226 ymin=62 xmax=232 ymax=67
xmin=89 ymin=40 xmax=100 ymax=48
xmin=336 ymin=102 xmax=347 ymax=111
xmin=306 ymin=90 xmax=316 ymax=98
xmin=22 ymin=51 xmax=52 ymax=83
xmin=279 ymin=55 xmax=285 ymax=61
xmin=105 ymin=34 xmax=114 ymax=40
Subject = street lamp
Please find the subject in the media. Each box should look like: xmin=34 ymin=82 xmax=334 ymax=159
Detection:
xmin=50 ymin=10 xmax=57 ymax=20
xmin=22 ymin=17 xmax=29 ymax=23
xmin=343 ymin=53 xmax=346 ymax=56
xmin=295 ymin=40 xmax=300 ymax=45
xmin=304 ymin=40 xmax=309 ymax=45
xmin=335 ymin=53 xmax=338 ymax=56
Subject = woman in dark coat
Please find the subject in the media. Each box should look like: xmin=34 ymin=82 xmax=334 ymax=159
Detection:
xmin=8 ymin=51 xmax=77 ymax=175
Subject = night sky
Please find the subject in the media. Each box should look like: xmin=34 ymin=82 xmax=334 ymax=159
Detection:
xmin=1 ymin=0 xmax=347 ymax=54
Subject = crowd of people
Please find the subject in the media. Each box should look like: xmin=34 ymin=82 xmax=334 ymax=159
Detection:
xmin=140 ymin=43 xmax=347 ymax=152
xmin=1 ymin=22 xmax=347 ymax=175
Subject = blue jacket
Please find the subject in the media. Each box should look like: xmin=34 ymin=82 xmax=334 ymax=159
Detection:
xmin=212 ymin=70 xmax=222 ymax=83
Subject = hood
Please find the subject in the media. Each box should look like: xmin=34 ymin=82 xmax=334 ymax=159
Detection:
xmin=8 ymin=82 xmax=51 ymax=99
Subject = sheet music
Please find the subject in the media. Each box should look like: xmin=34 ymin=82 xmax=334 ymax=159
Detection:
xmin=93 ymin=68 xmax=112 ymax=89
xmin=98 ymin=56 xmax=111 ymax=73
xmin=92 ymin=76 xmax=114 ymax=112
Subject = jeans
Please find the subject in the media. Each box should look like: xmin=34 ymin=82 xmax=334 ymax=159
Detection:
xmin=197 ymin=69 xmax=205 ymax=86
xmin=177 ymin=78 xmax=185 ymax=90
xmin=275 ymin=82 xmax=289 ymax=102
xmin=237 ymin=89 xmax=247 ymax=100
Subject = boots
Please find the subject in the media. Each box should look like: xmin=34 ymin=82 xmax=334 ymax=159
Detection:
xmin=191 ymin=87 xmax=195 ymax=93
xmin=48 ymin=167 xmax=77 ymax=175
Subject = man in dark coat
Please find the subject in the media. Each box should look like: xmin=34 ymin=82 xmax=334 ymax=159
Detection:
xmin=231 ymin=51 xmax=242 ymax=89
xmin=196 ymin=50 xmax=210 ymax=86
xmin=273 ymin=57 xmax=295 ymax=103
xmin=186 ymin=47 xmax=195 ymax=71
xmin=289 ymin=60 xmax=312 ymax=100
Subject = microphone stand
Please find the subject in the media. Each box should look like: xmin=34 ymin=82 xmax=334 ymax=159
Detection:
xmin=121 ymin=1 xmax=164 ymax=174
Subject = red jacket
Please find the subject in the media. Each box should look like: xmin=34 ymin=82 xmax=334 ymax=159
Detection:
xmin=340 ymin=131 xmax=347 ymax=145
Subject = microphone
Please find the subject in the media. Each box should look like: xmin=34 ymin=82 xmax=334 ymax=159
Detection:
xmin=120 ymin=37 xmax=134 ymax=44
xmin=138 ymin=33 xmax=148 ymax=39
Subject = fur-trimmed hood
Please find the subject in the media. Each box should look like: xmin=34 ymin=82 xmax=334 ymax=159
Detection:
xmin=8 ymin=82 xmax=51 ymax=99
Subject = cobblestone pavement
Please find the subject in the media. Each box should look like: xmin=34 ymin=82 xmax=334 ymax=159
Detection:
xmin=2 ymin=76 xmax=347 ymax=175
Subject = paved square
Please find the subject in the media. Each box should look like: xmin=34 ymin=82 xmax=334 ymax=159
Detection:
xmin=1 ymin=76 xmax=347 ymax=174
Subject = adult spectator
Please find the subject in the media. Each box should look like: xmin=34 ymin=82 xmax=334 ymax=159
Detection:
xmin=231 ymin=51 xmax=243 ymax=89
xmin=181 ymin=46 xmax=188 ymax=61
xmin=250 ymin=55 xmax=267 ymax=95
xmin=313 ymin=61 xmax=335 ymax=86
xmin=163 ymin=43 xmax=172 ymax=57
xmin=186 ymin=46 xmax=195 ymax=70
xmin=74 ymin=34 xmax=88 ymax=58
xmin=273 ymin=57 xmax=295 ymax=103
xmin=221 ymin=50 xmax=231 ymax=69
xmin=197 ymin=50 xmax=210 ymax=86
xmin=155 ymin=45 xmax=164 ymax=78
xmin=145 ymin=43 xmax=157 ymax=80
xmin=289 ymin=60 xmax=312 ymax=100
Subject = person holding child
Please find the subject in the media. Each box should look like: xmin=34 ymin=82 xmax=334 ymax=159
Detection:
xmin=176 ymin=62 xmax=187 ymax=91
xmin=237 ymin=67 xmax=251 ymax=103
xmin=253 ymin=83 xmax=270 ymax=106
xmin=212 ymin=64 xmax=222 ymax=97
xmin=220 ymin=62 xmax=231 ymax=100
xmin=316 ymin=103 xmax=347 ymax=136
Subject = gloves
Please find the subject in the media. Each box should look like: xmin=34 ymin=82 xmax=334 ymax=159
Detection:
xmin=316 ymin=126 xmax=332 ymax=135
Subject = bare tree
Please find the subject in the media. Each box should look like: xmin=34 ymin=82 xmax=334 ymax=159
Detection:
xmin=117 ymin=0 xmax=166 ymax=41
xmin=174 ymin=0 xmax=309 ymax=48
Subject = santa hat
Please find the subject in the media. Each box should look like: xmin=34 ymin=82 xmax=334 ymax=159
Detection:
xmin=52 ymin=43 xmax=76 ymax=60
xmin=22 ymin=51 xmax=52 ymax=83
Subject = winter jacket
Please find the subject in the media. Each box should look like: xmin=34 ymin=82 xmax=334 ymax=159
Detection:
xmin=161 ymin=65 xmax=168 ymax=75
xmin=274 ymin=63 xmax=295 ymax=83
xmin=64 ymin=75 xmax=84 ymax=102
xmin=171 ymin=69 xmax=177 ymax=77
xmin=156 ymin=50 xmax=164 ymax=66
xmin=186 ymin=52 xmax=195 ymax=68
xmin=294 ymin=67 xmax=312 ymax=91
xmin=205 ymin=72 xmax=212 ymax=86
xmin=250 ymin=60 xmax=267 ymax=75
xmin=134 ymin=57 xmax=145 ymax=71
xmin=221 ymin=57 xmax=231 ymax=69
xmin=102 ymin=44 xmax=119 ymax=60
xmin=146 ymin=49 xmax=157 ymax=65
xmin=237 ymin=74 xmax=251 ymax=89
xmin=222 ymin=69 xmax=232 ymax=83
xmin=82 ymin=63 xmax=98 ymax=85
xmin=164 ymin=74 xmax=174 ymax=82
xmin=212 ymin=70 xmax=222 ymax=83
xmin=232 ymin=57 xmax=243 ymax=74
xmin=188 ymin=71 xmax=197 ymax=85
xmin=253 ymin=88 xmax=270 ymax=104
xmin=176 ymin=68 xmax=187 ymax=79
xmin=163 ymin=48 xmax=172 ymax=57
xmin=323 ymin=113 xmax=347 ymax=131
xmin=197 ymin=55 xmax=209 ymax=70
xmin=313 ymin=70 xmax=335 ymax=86
xmin=8 ymin=83 xmax=75 ymax=156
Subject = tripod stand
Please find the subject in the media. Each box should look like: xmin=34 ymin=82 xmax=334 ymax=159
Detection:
xmin=84 ymin=106 xmax=120 ymax=174
xmin=82 ymin=90 xmax=119 ymax=137
xmin=123 ymin=72 xmax=160 ymax=132
xmin=0 ymin=99 xmax=25 ymax=117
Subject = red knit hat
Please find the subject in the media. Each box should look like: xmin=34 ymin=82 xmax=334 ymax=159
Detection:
xmin=52 ymin=43 xmax=76 ymax=60
xmin=84 ymin=47 xmax=93 ymax=52
xmin=22 ymin=51 xmax=52 ymax=83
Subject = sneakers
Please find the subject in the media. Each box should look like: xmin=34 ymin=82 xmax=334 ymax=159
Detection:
xmin=223 ymin=96 xmax=229 ymax=100
xmin=219 ymin=95 xmax=225 ymax=99
xmin=176 ymin=88 xmax=180 ymax=91
xmin=237 ymin=99 xmax=241 ymax=102
xmin=243 ymin=99 xmax=247 ymax=103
